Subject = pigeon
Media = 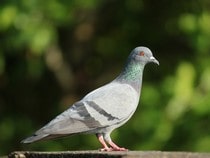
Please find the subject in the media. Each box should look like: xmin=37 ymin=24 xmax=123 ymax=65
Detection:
xmin=21 ymin=46 xmax=159 ymax=151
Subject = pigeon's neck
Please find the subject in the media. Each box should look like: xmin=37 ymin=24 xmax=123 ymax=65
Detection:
xmin=115 ymin=61 xmax=145 ymax=93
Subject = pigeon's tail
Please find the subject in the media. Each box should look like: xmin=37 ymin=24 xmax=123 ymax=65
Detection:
xmin=21 ymin=134 xmax=48 ymax=144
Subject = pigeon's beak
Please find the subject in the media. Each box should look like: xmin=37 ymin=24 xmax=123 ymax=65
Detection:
xmin=150 ymin=56 xmax=159 ymax=65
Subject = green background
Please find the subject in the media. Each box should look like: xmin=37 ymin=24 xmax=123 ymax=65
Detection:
xmin=1 ymin=0 xmax=210 ymax=155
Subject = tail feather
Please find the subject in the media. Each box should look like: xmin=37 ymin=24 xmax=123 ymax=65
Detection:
xmin=21 ymin=134 xmax=49 ymax=144
xmin=21 ymin=133 xmax=72 ymax=144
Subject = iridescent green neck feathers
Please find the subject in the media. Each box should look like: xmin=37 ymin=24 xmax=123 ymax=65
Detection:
xmin=115 ymin=61 xmax=145 ymax=92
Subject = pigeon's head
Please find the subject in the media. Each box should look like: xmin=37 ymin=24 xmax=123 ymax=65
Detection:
xmin=130 ymin=46 xmax=159 ymax=65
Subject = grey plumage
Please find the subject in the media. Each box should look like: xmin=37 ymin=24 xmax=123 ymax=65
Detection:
xmin=21 ymin=46 xmax=159 ymax=151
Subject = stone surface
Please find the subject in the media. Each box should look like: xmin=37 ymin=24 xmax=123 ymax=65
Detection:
xmin=8 ymin=151 xmax=210 ymax=158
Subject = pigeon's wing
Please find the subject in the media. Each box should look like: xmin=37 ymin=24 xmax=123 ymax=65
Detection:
xmin=35 ymin=101 xmax=103 ymax=135
xmin=82 ymin=82 xmax=140 ymax=125
xmin=35 ymin=82 xmax=139 ymax=135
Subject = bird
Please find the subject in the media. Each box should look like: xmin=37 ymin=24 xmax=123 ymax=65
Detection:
xmin=21 ymin=46 xmax=159 ymax=151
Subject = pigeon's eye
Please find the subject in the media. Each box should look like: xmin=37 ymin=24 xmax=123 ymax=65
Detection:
xmin=139 ymin=51 xmax=145 ymax=56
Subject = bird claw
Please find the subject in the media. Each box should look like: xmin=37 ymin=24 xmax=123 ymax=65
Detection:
xmin=97 ymin=134 xmax=128 ymax=152
xmin=99 ymin=147 xmax=113 ymax=151
xmin=112 ymin=147 xmax=128 ymax=151
xmin=118 ymin=147 xmax=128 ymax=151
xmin=99 ymin=147 xmax=128 ymax=151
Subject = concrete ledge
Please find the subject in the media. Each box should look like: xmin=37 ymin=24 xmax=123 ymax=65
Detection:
xmin=8 ymin=151 xmax=210 ymax=158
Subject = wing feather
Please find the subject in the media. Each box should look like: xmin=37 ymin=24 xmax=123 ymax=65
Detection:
xmin=34 ymin=82 xmax=139 ymax=135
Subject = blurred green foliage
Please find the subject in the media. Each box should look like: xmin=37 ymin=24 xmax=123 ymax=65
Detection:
xmin=1 ymin=0 xmax=210 ymax=155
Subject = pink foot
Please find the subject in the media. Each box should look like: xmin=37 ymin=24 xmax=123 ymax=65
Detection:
xmin=108 ymin=141 xmax=128 ymax=151
xmin=99 ymin=147 xmax=113 ymax=151
xmin=99 ymin=147 xmax=127 ymax=151
xmin=96 ymin=134 xmax=128 ymax=152
xmin=112 ymin=147 xmax=128 ymax=151
xmin=97 ymin=134 xmax=112 ymax=151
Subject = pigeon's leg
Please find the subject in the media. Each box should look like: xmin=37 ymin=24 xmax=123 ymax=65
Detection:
xmin=104 ymin=133 xmax=128 ymax=151
xmin=96 ymin=134 xmax=112 ymax=151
